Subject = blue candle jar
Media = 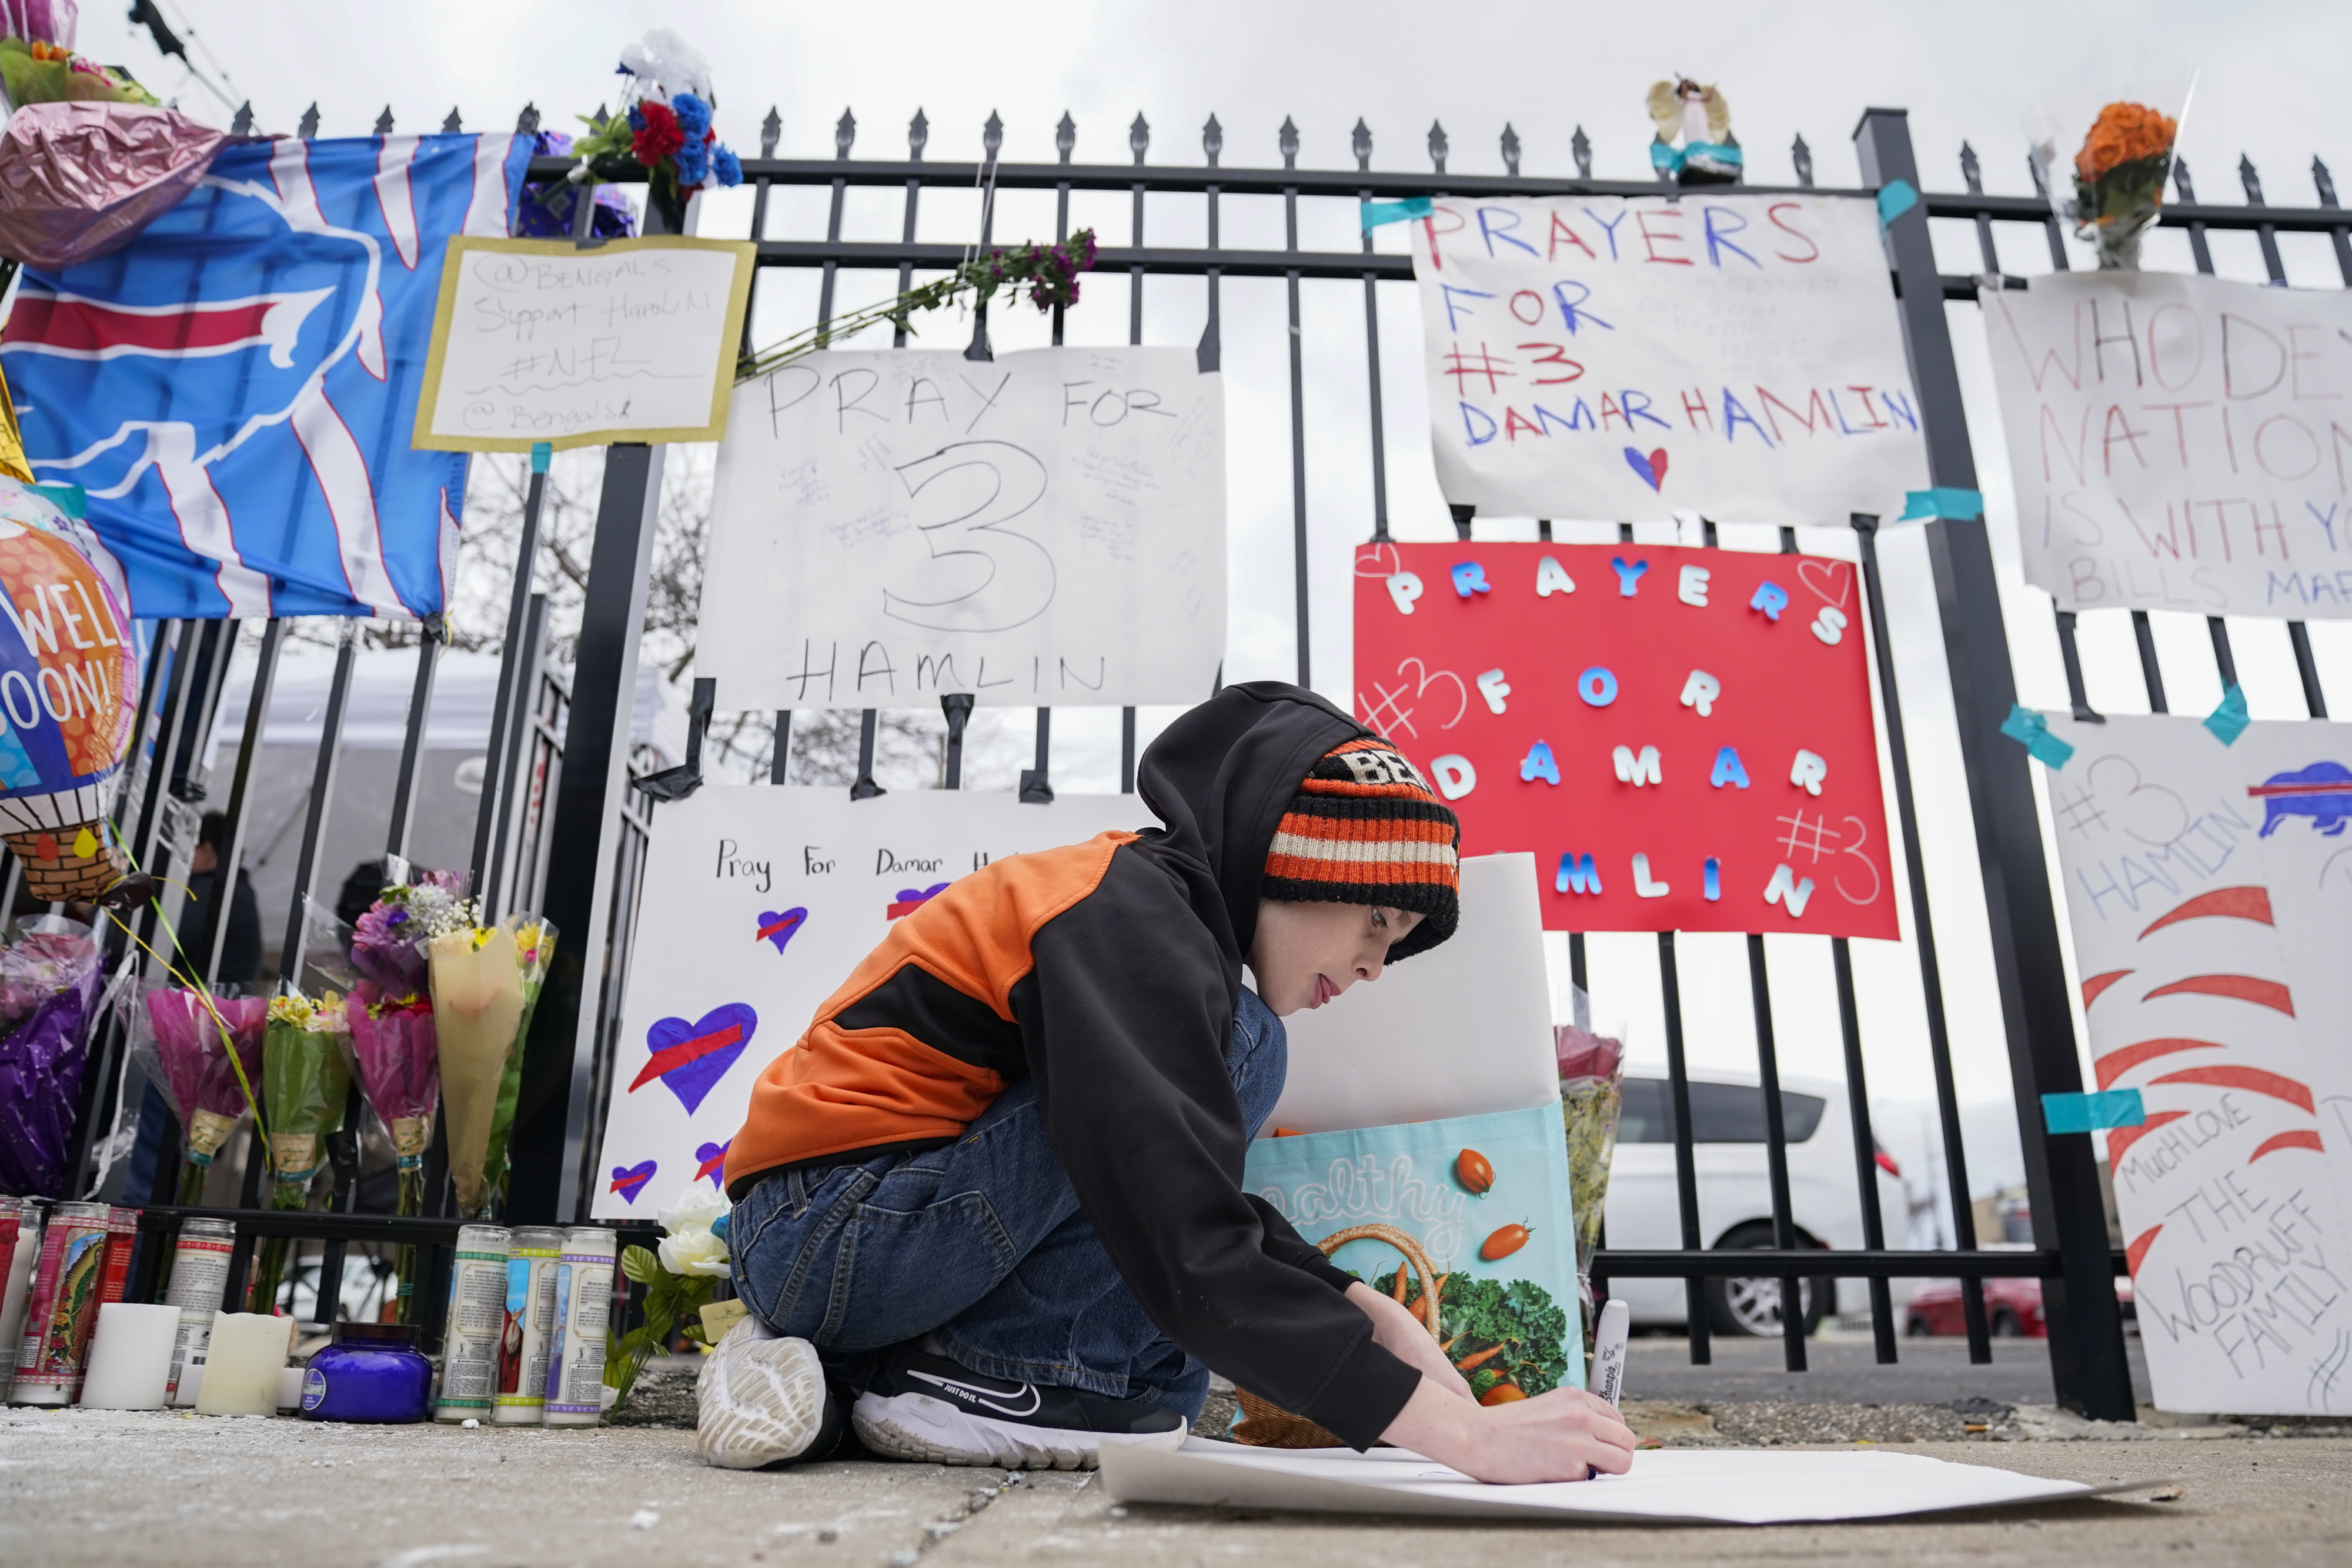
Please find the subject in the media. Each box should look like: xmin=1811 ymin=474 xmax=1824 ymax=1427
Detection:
xmin=300 ymin=1322 xmax=432 ymax=1423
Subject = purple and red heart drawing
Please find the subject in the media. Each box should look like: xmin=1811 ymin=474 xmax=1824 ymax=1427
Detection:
xmin=628 ymin=1003 xmax=759 ymax=1115
xmin=1622 ymin=446 xmax=1670 ymax=492
xmin=696 ymin=1139 xmax=733 ymax=1190
xmin=609 ymin=1161 xmax=657 ymax=1205
xmin=756 ymin=908 xmax=808 ymax=954
xmin=887 ymin=883 xmax=951 ymax=920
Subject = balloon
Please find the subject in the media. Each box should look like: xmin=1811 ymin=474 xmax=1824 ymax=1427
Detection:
xmin=0 ymin=476 xmax=138 ymax=900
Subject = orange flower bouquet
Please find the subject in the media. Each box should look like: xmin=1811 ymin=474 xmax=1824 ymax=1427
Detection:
xmin=2069 ymin=101 xmax=2179 ymax=269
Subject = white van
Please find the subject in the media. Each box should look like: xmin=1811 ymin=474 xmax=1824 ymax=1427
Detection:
xmin=1601 ymin=1069 xmax=1910 ymax=1336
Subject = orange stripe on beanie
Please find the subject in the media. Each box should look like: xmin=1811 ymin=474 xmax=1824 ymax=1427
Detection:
xmin=1263 ymin=737 xmax=1461 ymax=959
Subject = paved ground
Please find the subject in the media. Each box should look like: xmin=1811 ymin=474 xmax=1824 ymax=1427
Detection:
xmin=4 ymin=1395 xmax=2347 ymax=1567
xmin=1626 ymin=1331 xmax=2155 ymax=1407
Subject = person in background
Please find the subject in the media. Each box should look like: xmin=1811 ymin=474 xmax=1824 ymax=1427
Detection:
xmin=181 ymin=810 xmax=262 ymax=987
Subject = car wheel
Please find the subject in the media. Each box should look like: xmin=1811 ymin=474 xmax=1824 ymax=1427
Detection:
xmin=1704 ymin=1224 xmax=1830 ymax=1339
xmin=1905 ymin=1314 xmax=1932 ymax=1338
xmin=1989 ymin=1308 xmax=2024 ymax=1338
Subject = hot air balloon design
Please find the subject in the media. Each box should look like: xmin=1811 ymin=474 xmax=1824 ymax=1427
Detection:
xmin=0 ymin=476 xmax=138 ymax=901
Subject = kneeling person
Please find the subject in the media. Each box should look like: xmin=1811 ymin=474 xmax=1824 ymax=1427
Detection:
xmin=699 ymin=683 xmax=1635 ymax=1481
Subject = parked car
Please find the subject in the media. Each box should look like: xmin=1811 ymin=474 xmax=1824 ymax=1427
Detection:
xmin=1905 ymin=1273 xmax=2136 ymax=1338
xmin=1602 ymin=1071 xmax=1909 ymax=1338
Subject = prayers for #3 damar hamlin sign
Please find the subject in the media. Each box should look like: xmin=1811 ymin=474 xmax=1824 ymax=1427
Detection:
xmin=696 ymin=347 xmax=1226 ymax=710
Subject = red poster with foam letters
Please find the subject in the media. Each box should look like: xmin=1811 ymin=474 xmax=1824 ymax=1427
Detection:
xmin=1352 ymin=541 xmax=1897 ymax=939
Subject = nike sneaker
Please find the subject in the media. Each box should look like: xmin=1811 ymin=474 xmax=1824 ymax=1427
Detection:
xmin=850 ymin=1343 xmax=1188 ymax=1470
xmin=696 ymin=1323 xmax=845 ymax=1470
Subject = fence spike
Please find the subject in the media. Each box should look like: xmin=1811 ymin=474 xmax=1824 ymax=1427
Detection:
xmin=836 ymin=108 xmax=857 ymax=159
xmin=298 ymin=102 xmax=319 ymax=139
xmin=983 ymin=110 xmax=1003 ymax=161
xmin=1792 ymin=133 xmax=1815 ymax=188
xmin=442 ymin=107 xmax=463 ymax=134
xmin=907 ymin=108 xmax=928 ymax=161
xmin=2239 ymin=153 xmax=2266 ymax=205
xmin=229 ymin=100 xmax=253 ymax=135
xmin=1200 ymin=115 xmax=1220 ymax=169
xmin=1055 ymin=111 xmax=1076 ymax=165
xmin=1500 ymin=123 xmax=1521 ymax=176
xmin=1279 ymin=115 xmax=1299 ymax=170
xmin=1957 ymin=140 xmax=1980 ymax=193
xmin=375 ymin=106 xmax=395 ymax=135
xmin=2172 ymin=155 xmax=2199 ymax=204
xmin=761 ymin=106 xmax=781 ymax=158
xmin=1352 ymin=117 xmax=1372 ymax=173
xmin=2318 ymin=155 xmax=2341 ymax=208
xmin=1131 ymin=112 xmax=1154 ymax=165
xmin=1571 ymin=124 xmax=1591 ymax=180
xmin=1426 ymin=119 xmax=1447 ymax=175
xmin=589 ymin=103 xmax=609 ymax=133
xmin=515 ymin=102 xmax=540 ymax=136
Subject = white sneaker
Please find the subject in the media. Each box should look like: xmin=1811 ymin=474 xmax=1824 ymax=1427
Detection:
xmin=851 ymin=1343 xmax=1188 ymax=1471
xmin=695 ymin=1322 xmax=838 ymax=1470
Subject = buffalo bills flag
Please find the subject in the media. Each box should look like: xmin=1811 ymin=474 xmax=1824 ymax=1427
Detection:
xmin=0 ymin=132 xmax=532 ymax=619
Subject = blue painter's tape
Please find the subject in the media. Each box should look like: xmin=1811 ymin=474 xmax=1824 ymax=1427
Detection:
xmin=530 ymin=440 xmax=553 ymax=474
xmin=2205 ymin=684 xmax=2250 ymax=747
xmin=2043 ymin=1088 xmax=2145 ymax=1134
xmin=1877 ymin=179 xmax=1919 ymax=227
xmin=2000 ymin=704 xmax=2074 ymax=769
xmin=1362 ymin=197 xmax=1434 ymax=230
xmin=1898 ymin=487 xmax=1983 ymax=522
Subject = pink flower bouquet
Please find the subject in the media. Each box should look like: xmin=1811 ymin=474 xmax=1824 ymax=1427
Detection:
xmin=132 ymin=985 xmax=267 ymax=1206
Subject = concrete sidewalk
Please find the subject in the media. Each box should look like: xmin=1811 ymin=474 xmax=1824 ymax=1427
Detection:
xmin=3 ymin=1403 xmax=2346 ymax=1567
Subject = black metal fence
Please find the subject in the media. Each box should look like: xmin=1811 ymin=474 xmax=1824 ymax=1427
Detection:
xmin=41 ymin=96 xmax=2352 ymax=1419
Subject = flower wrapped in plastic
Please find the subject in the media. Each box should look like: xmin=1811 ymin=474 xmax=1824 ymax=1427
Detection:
xmin=249 ymin=989 xmax=350 ymax=1310
xmin=566 ymin=28 xmax=743 ymax=231
xmin=129 ymin=984 xmax=267 ymax=1205
xmin=348 ymin=867 xmax=469 ymax=998
xmin=2027 ymin=63 xmax=2194 ymax=272
xmin=480 ymin=917 xmax=558 ymax=1210
xmin=0 ymin=916 xmax=106 ymax=1197
xmin=1555 ymin=991 xmax=1627 ymax=1358
xmin=344 ymin=982 xmax=438 ymax=1207
xmin=427 ymin=915 xmax=524 ymax=1217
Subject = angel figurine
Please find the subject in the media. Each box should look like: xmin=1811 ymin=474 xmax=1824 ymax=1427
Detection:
xmin=1647 ymin=78 xmax=1742 ymax=186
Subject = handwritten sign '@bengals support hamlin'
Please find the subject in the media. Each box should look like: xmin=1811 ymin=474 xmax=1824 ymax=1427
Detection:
xmin=1409 ymin=195 xmax=1927 ymax=531
xmin=1983 ymin=272 xmax=2352 ymax=620
xmin=1354 ymin=541 xmax=1897 ymax=940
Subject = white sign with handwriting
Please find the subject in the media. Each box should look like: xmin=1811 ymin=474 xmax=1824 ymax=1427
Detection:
xmin=413 ymin=236 xmax=754 ymax=451
xmin=589 ymin=785 xmax=1145 ymax=1220
xmin=696 ymin=347 xmax=1225 ymax=710
xmin=1985 ymin=273 xmax=2352 ymax=618
xmin=2040 ymin=712 xmax=2352 ymax=1414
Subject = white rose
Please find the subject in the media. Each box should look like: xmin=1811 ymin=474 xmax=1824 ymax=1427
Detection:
xmin=659 ymin=1182 xmax=728 ymax=1238
xmin=658 ymin=1226 xmax=731 ymax=1279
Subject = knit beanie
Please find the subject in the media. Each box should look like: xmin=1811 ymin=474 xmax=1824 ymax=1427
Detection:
xmin=1263 ymin=736 xmax=1461 ymax=960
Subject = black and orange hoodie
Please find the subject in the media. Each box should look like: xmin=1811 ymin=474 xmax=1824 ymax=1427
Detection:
xmin=723 ymin=681 xmax=1431 ymax=1449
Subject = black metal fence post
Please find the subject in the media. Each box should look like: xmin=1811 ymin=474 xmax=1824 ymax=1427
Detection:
xmin=1854 ymin=106 xmax=2133 ymax=1420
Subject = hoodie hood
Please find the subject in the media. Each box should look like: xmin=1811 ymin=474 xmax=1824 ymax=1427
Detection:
xmin=1135 ymin=681 xmax=1380 ymax=962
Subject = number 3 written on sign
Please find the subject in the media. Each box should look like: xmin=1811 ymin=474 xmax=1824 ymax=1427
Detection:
xmin=883 ymin=441 xmax=1058 ymax=634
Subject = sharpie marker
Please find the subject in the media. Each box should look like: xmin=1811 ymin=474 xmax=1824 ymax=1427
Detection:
xmin=1591 ymin=1298 xmax=1631 ymax=1409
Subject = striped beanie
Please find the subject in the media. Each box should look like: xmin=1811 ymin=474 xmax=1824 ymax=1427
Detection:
xmin=1264 ymin=736 xmax=1461 ymax=960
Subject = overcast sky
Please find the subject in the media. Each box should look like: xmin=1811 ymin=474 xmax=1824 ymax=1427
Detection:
xmin=67 ymin=1 xmax=2352 ymax=1201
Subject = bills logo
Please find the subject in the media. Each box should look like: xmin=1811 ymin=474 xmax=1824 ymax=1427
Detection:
xmin=0 ymin=133 xmax=530 ymax=620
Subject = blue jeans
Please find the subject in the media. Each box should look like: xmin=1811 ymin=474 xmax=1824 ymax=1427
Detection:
xmin=729 ymin=987 xmax=1287 ymax=1420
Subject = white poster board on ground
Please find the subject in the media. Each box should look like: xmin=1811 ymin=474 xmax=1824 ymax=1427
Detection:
xmin=1268 ymin=852 xmax=1560 ymax=1132
xmin=589 ymin=785 xmax=1145 ymax=1219
xmin=1984 ymin=273 xmax=2352 ymax=617
xmin=2037 ymin=713 xmax=2352 ymax=1413
xmin=413 ymin=237 xmax=756 ymax=450
xmin=1101 ymin=1440 xmax=2152 ymax=1524
xmin=696 ymin=347 xmax=1225 ymax=710
xmin=1408 ymin=195 xmax=1926 ymax=529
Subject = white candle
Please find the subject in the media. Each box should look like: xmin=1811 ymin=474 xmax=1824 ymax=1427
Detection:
xmin=78 ymin=1303 xmax=181 ymax=1410
xmin=276 ymin=1366 xmax=305 ymax=1410
xmin=194 ymin=1313 xmax=293 ymax=1417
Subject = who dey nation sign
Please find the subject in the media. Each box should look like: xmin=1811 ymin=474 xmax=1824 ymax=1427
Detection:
xmin=1411 ymin=195 xmax=1927 ymax=531
xmin=1354 ymin=541 xmax=1897 ymax=940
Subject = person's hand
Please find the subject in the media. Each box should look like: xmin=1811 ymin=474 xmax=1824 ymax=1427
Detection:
xmin=1344 ymin=1281 xmax=1474 ymax=1404
xmin=1380 ymin=1375 xmax=1639 ymax=1484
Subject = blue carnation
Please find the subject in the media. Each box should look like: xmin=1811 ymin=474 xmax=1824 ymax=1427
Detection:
xmin=676 ymin=136 xmax=710 ymax=185
xmin=713 ymin=144 xmax=742 ymax=186
xmin=626 ymin=103 xmax=645 ymax=132
xmin=672 ymin=92 xmax=712 ymax=138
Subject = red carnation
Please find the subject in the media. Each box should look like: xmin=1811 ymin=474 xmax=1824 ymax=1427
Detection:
xmin=632 ymin=100 xmax=686 ymax=166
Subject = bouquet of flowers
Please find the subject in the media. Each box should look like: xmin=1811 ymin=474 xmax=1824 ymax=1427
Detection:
xmin=129 ymin=984 xmax=268 ymax=1205
xmin=2067 ymin=102 xmax=2180 ymax=269
xmin=0 ymin=36 xmax=156 ymax=107
xmin=1555 ymin=996 xmax=1626 ymax=1360
xmin=606 ymin=1183 xmax=730 ymax=1410
xmin=427 ymin=907 xmax=528 ymax=1218
xmin=479 ymin=919 xmax=558 ymax=1210
xmin=0 ymin=917 xmax=108 ymax=1196
xmin=249 ymin=988 xmax=350 ymax=1310
xmin=348 ymin=867 xmax=470 ymax=998
xmin=566 ymin=29 xmax=742 ymax=231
